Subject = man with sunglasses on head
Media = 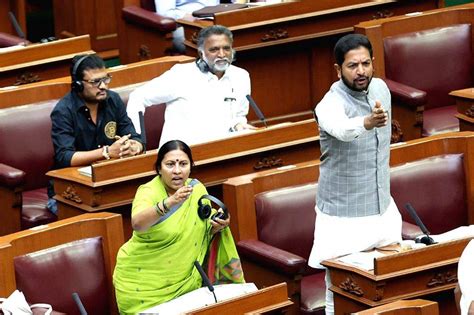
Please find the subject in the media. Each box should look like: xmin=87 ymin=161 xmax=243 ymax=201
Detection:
xmin=48 ymin=54 xmax=143 ymax=214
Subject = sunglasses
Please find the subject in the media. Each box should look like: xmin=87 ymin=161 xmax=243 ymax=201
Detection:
xmin=83 ymin=74 xmax=112 ymax=87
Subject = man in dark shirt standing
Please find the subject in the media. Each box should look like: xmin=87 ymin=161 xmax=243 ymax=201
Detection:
xmin=48 ymin=54 xmax=143 ymax=213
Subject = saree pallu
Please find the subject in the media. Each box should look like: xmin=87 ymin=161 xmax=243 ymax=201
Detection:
xmin=113 ymin=178 xmax=210 ymax=314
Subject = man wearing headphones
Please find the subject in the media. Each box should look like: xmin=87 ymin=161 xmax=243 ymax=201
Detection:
xmin=48 ymin=54 xmax=143 ymax=214
xmin=126 ymin=25 xmax=254 ymax=148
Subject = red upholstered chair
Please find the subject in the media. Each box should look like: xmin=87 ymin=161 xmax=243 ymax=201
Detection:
xmin=390 ymin=154 xmax=468 ymax=239
xmin=383 ymin=24 xmax=471 ymax=137
xmin=0 ymin=101 xmax=58 ymax=235
xmin=0 ymin=32 xmax=29 ymax=48
xmin=14 ymin=237 xmax=109 ymax=314
xmin=355 ymin=4 xmax=474 ymax=140
xmin=237 ymin=183 xmax=325 ymax=315
xmin=115 ymin=0 xmax=177 ymax=64
xmin=0 ymin=212 xmax=124 ymax=315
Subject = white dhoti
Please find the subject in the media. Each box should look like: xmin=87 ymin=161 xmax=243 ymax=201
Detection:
xmin=308 ymin=197 xmax=402 ymax=314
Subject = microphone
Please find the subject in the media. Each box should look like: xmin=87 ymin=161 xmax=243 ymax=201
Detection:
xmin=193 ymin=261 xmax=217 ymax=303
xmin=8 ymin=12 xmax=25 ymax=39
xmin=405 ymin=203 xmax=436 ymax=245
xmin=72 ymin=292 xmax=88 ymax=315
xmin=246 ymin=95 xmax=267 ymax=128
xmin=138 ymin=111 xmax=146 ymax=153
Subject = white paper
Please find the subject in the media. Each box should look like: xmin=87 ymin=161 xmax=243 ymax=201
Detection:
xmin=430 ymin=226 xmax=474 ymax=243
xmin=77 ymin=166 xmax=92 ymax=177
xmin=336 ymin=251 xmax=386 ymax=271
xmin=140 ymin=283 xmax=258 ymax=314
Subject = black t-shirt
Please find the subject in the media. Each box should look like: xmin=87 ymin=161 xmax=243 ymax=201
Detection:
xmin=50 ymin=89 xmax=141 ymax=169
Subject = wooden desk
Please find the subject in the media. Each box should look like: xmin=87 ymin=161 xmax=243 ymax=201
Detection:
xmin=179 ymin=0 xmax=439 ymax=125
xmin=143 ymin=282 xmax=292 ymax=315
xmin=452 ymin=88 xmax=474 ymax=131
xmin=321 ymin=238 xmax=473 ymax=314
xmin=0 ymin=35 xmax=94 ymax=87
xmin=47 ymin=119 xmax=320 ymax=237
xmin=0 ymin=55 xmax=194 ymax=110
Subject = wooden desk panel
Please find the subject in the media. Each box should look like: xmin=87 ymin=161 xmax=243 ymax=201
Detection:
xmin=53 ymin=0 xmax=119 ymax=56
xmin=179 ymin=0 xmax=439 ymax=124
xmin=48 ymin=120 xmax=320 ymax=237
xmin=452 ymin=88 xmax=474 ymax=132
xmin=0 ymin=35 xmax=94 ymax=87
xmin=0 ymin=0 xmax=26 ymax=37
xmin=322 ymin=238 xmax=473 ymax=314
xmin=0 ymin=55 xmax=194 ymax=109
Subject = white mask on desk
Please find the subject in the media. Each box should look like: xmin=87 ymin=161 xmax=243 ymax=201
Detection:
xmin=0 ymin=289 xmax=52 ymax=315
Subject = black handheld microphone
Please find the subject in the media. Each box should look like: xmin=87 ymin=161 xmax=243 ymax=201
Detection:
xmin=8 ymin=12 xmax=25 ymax=39
xmin=405 ymin=203 xmax=436 ymax=245
xmin=246 ymin=95 xmax=267 ymax=128
xmin=138 ymin=111 xmax=147 ymax=153
xmin=72 ymin=292 xmax=88 ymax=315
xmin=193 ymin=261 xmax=217 ymax=303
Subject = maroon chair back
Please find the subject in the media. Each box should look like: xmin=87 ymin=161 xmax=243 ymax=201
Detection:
xmin=384 ymin=24 xmax=472 ymax=111
xmin=0 ymin=101 xmax=55 ymax=190
xmin=390 ymin=154 xmax=467 ymax=234
xmin=14 ymin=237 xmax=109 ymax=315
xmin=140 ymin=0 xmax=156 ymax=11
xmin=255 ymin=183 xmax=317 ymax=263
xmin=143 ymin=104 xmax=166 ymax=150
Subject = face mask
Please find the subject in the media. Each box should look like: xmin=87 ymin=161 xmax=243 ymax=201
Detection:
xmin=0 ymin=290 xmax=52 ymax=315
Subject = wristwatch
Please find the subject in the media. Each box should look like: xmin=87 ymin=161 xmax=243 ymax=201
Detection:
xmin=102 ymin=145 xmax=111 ymax=160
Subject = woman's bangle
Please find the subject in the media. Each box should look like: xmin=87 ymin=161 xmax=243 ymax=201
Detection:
xmin=162 ymin=198 xmax=170 ymax=212
xmin=155 ymin=202 xmax=166 ymax=216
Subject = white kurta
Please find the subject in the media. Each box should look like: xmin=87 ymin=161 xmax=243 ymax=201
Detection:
xmin=126 ymin=62 xmax=250 ymax=147
xmin=459 ymin=239 xmax=474 ymax=315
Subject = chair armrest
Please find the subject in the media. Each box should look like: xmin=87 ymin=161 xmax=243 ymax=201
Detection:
xmin=385 ymin=78 xmax=427 ymax=108
xmin=0 ymin=32 xmax=29 ymax=48
xmin=237 ymin=239 xmax=307 ymax=276
xmin=122 ymin=6 xmax=177 ymax=33
xmin=0 ymin=163 xmax=26 ymax=188
xmin=402 ymin=220 xmax=423 ymax=240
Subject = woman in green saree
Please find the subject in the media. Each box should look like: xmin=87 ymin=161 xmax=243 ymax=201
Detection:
xmin=113 ymin=140 xmax=243 ymax=314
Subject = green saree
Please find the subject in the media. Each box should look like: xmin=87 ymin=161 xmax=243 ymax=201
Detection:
xmin=113 ymin=177 xmax=243 ymax=315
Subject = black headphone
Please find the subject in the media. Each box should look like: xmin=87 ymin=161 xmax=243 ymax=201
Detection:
xmin=195 ymin=49 xmax=237 ymax=74
xmin=198 ymin=194 xmax=228 ymax=221
xmin=71 ymin=55 xmax=90 ymax=92
xmin=196 ymin=58 xmax=210 ymax=73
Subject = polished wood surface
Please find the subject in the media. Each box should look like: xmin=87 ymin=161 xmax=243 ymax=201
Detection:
xmin=0 ymin=55 xmax=194 ymax=109
xmin=53 ymin=0 xmax=119 ymax=56
xmin=353 ymin=299 xmax=439 ymax=315
xmin=0 ymin=212 xmax=124 ymax=315
xmin=115 ymin=0 xmax=175 ymax=64
xmin=185 ymin=283 xmax=292 ymax=314
xmin=0 ymin=0 xmax=27 ymax=37
xmin=0 ymin=35 xmax=94 ymax=87
xmin=47 ymin=120 xmax=320 ymax=237
xmin=223 ymin=132 xmax=474 ymax=242
xmin=178 ymin=0 xmax=439 ymax=125
xmin=322 ymin=238 xmax=473 ymax=314
xmin=452 ymin=88 xmax=474 ymax=131
xmin=355 ymin=3 xmax=474 ymax=140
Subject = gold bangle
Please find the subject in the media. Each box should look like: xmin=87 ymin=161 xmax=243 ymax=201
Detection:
xmin=162 ymin=198 xmax=170 ymax=213
xmin=155 ymin=203 xmax=166 ymax=216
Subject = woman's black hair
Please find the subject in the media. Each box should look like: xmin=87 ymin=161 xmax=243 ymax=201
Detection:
xmin=155 ymin=140 xmax=194 ymax=174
